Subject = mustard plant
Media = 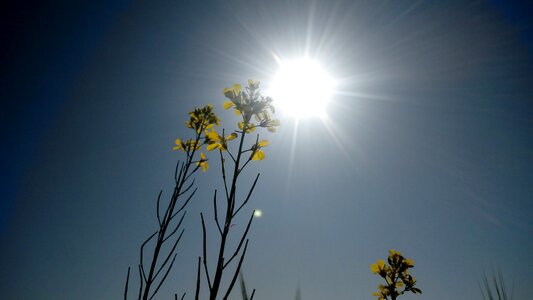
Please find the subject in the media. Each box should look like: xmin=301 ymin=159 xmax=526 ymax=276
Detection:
xmin=370 ymin=250 xmax=422 ymax=300
xmin=195 ymin=80 xmax=279 ymax=300
xmin=125 ymin=105 xmax=220 ymax=300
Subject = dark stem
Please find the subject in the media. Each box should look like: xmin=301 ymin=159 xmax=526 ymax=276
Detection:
xmin=208 ymin=124 xmax=248 ymax=300
xmin=137 ymin=129 xmax=203 ymax=300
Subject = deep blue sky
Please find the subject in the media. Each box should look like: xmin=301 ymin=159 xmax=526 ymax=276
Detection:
xmin=1 ymin=1 xmax=531 ymax=299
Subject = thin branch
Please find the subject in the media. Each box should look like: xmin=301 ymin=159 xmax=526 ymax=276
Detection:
xmin=239 ymin=156 xmax=253 ymax=174
xmin=164 ymin=212 xmax=187 ymax=242
xmin=233 ymin=174 xmax=260 ymax=218
xmin=149 ymin=253 xmax=178 ymax=300
xmin=223 ymin=240 xmax=249 ymax=300
xmin=250 ymin=289 xmax=256 ymax=300
xmin=178 ymin=178 xmax=196 ymax=197
xmin=137 ymin=265 xmax=144 ymax=300
xmin=195 ymin=257 xmax=201 ymax=300
xmin=156 ymin=190 xmax=163 ymax=226
xmin=140 ymin=264 xmax=147 ymax=284
xmin=184 ymin=163 xmax=201 ymax=182
xmin=213 ymin=190 xmax=222 ymax=235
xmin=226 ymin=149 xmax=236 ymax=163
xmin=140 ymin=231 xmax=158 ymax=282
xmin=174 ymin=160 xmax=184 ymax=184
xmin=155 ymin=230 xmax=184 ymax=279
xmin=221 ymin=128 xmax=237 ymax=163
xmin=172 ymin=188 xmax=197 ymax=219
xmin=219 ymin=150 xmax=230 ymax=201
xmin=124 ymin=266 xmax=130 ymax=300
xmin=200 ymin=213 xmax=212 ymax=290
xmin=239 ymin=135 xmax=259 ymax=172
xmin=224 ymin=212 xmax=254 ymax=269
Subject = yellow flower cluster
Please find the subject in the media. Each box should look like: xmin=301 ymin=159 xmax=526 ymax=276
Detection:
xmin=205 ymin=129 xmax=238 ymax=151
xmin=172 ymin=80 xmax=280 ymax=172
xmin=250 ymin=139 xmax=269 ymax=161
xmin=221 ymin=79 xmax=279 ymax=161
xmin=222 ymin=80 xmax=280 ymax=133
xmin=185 ymin=104 xmax=220 ymax=133
xmin=370 ymin=250 xmax=421 ymax=300
xmin=173 ymin=104 xmax=221 ymax=172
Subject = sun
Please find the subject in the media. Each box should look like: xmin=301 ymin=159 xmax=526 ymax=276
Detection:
xmin=269 ymin=58 xmax=335 ymax=119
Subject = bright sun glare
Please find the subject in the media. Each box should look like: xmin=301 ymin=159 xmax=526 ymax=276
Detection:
xmin=270 ymin=58 xmax=335 ymax=119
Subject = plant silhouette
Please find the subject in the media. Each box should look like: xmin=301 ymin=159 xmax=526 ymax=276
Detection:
xmin=125 ymin=80 xmax=279 ymax=300
xmin=195 ymin=80 xmax=279 ymax=300
xmin=124 ymin=105 xmax=219 ymax=300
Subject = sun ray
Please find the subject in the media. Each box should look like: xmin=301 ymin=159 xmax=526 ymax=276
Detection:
xmin=319 ymin=114 xmax=353 ymax=163
xmin=285 ymin=119 xmax=300 ymax=194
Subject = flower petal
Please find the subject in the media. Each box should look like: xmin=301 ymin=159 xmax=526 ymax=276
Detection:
xmin=206 ymin=130 xmax=220 ymax=141
xmin=226 ymin=133 xmax=238 ymax=141
xmin=232 ymin=84 xmax=242 ymax=94
xmin=251 ymin=150 xmax=265 ymax=161
xmin=258 ymin=140 xmax=269 ymax=147
xmin=206 ymin=143 xmax=219 ymax=151
xmin=223 ymin=101 xmax=235 ymax=110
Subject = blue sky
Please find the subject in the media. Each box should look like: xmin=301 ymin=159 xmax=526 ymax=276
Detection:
xmin=1 ymin=1 xmax=531 ymax=299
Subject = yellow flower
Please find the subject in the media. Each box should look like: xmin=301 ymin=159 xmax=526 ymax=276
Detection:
xmin=206 ymin=130 xmax=220 ymax=142
xmin=259 ymin=117 xmax=280 ymax=133
xmin=173 ymin=138 xmax=185 ymax=151
xmin=389 ymin=250 xmax=401 ymax=256
xmin=249 ymin=139 xmax=269 ymax=161
xmin=223 ymin=87 xmax=233 ymax=97
xmin=251 ymin=150 xmax=265 ymax=161
xmin=205 ymin=130 xmax=238 ymax=151
xmin=370 ymin=260 xmax=385 ymax=274
xmin=371 ymin=251 xmax=422 ymax=299
xmin=196 ymin=153 xmax=208 ymax=172
xmin=185 ymin=139 xmax=201 ymax=150
xmin=223 ymin=101 xmax=235 ymax=110
xmin=238 ymin=121 xmax=256 ymax=133
xmin=232 ymin=84 xmax=242 ymax=95
xmin=257 ymin=140 xmax=269 ymax=147
xmin=206 ymin=143 xmax=219 ymax=151
xmin=226 ymin=132 xmax=238 ymax=140
xmin=223 ymin=80 xmax=278 ymax=128
xmin=185 ymin=105 xmax=220 ymax=133
xmin=248 ymin=79 xmax=260 ymax=89
xmin=404 ymin=258 xmax=414 ymax=267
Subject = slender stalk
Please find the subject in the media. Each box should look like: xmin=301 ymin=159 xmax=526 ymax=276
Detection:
xmin=208 ymin=127 xmax=247 ymax=300
xmin=135 ymin=129 xmax=203 ymax=300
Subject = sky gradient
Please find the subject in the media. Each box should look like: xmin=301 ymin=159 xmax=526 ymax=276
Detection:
xmin=1 ymin=1 xmax=532 ymax=299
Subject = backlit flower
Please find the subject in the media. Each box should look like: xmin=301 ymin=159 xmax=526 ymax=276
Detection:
xmin=196 ymin=153 xmax=208 ymax=172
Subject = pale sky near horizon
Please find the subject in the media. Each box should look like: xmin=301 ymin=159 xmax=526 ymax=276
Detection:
xmin=1 ymin=1 xmax=531 ymax=299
